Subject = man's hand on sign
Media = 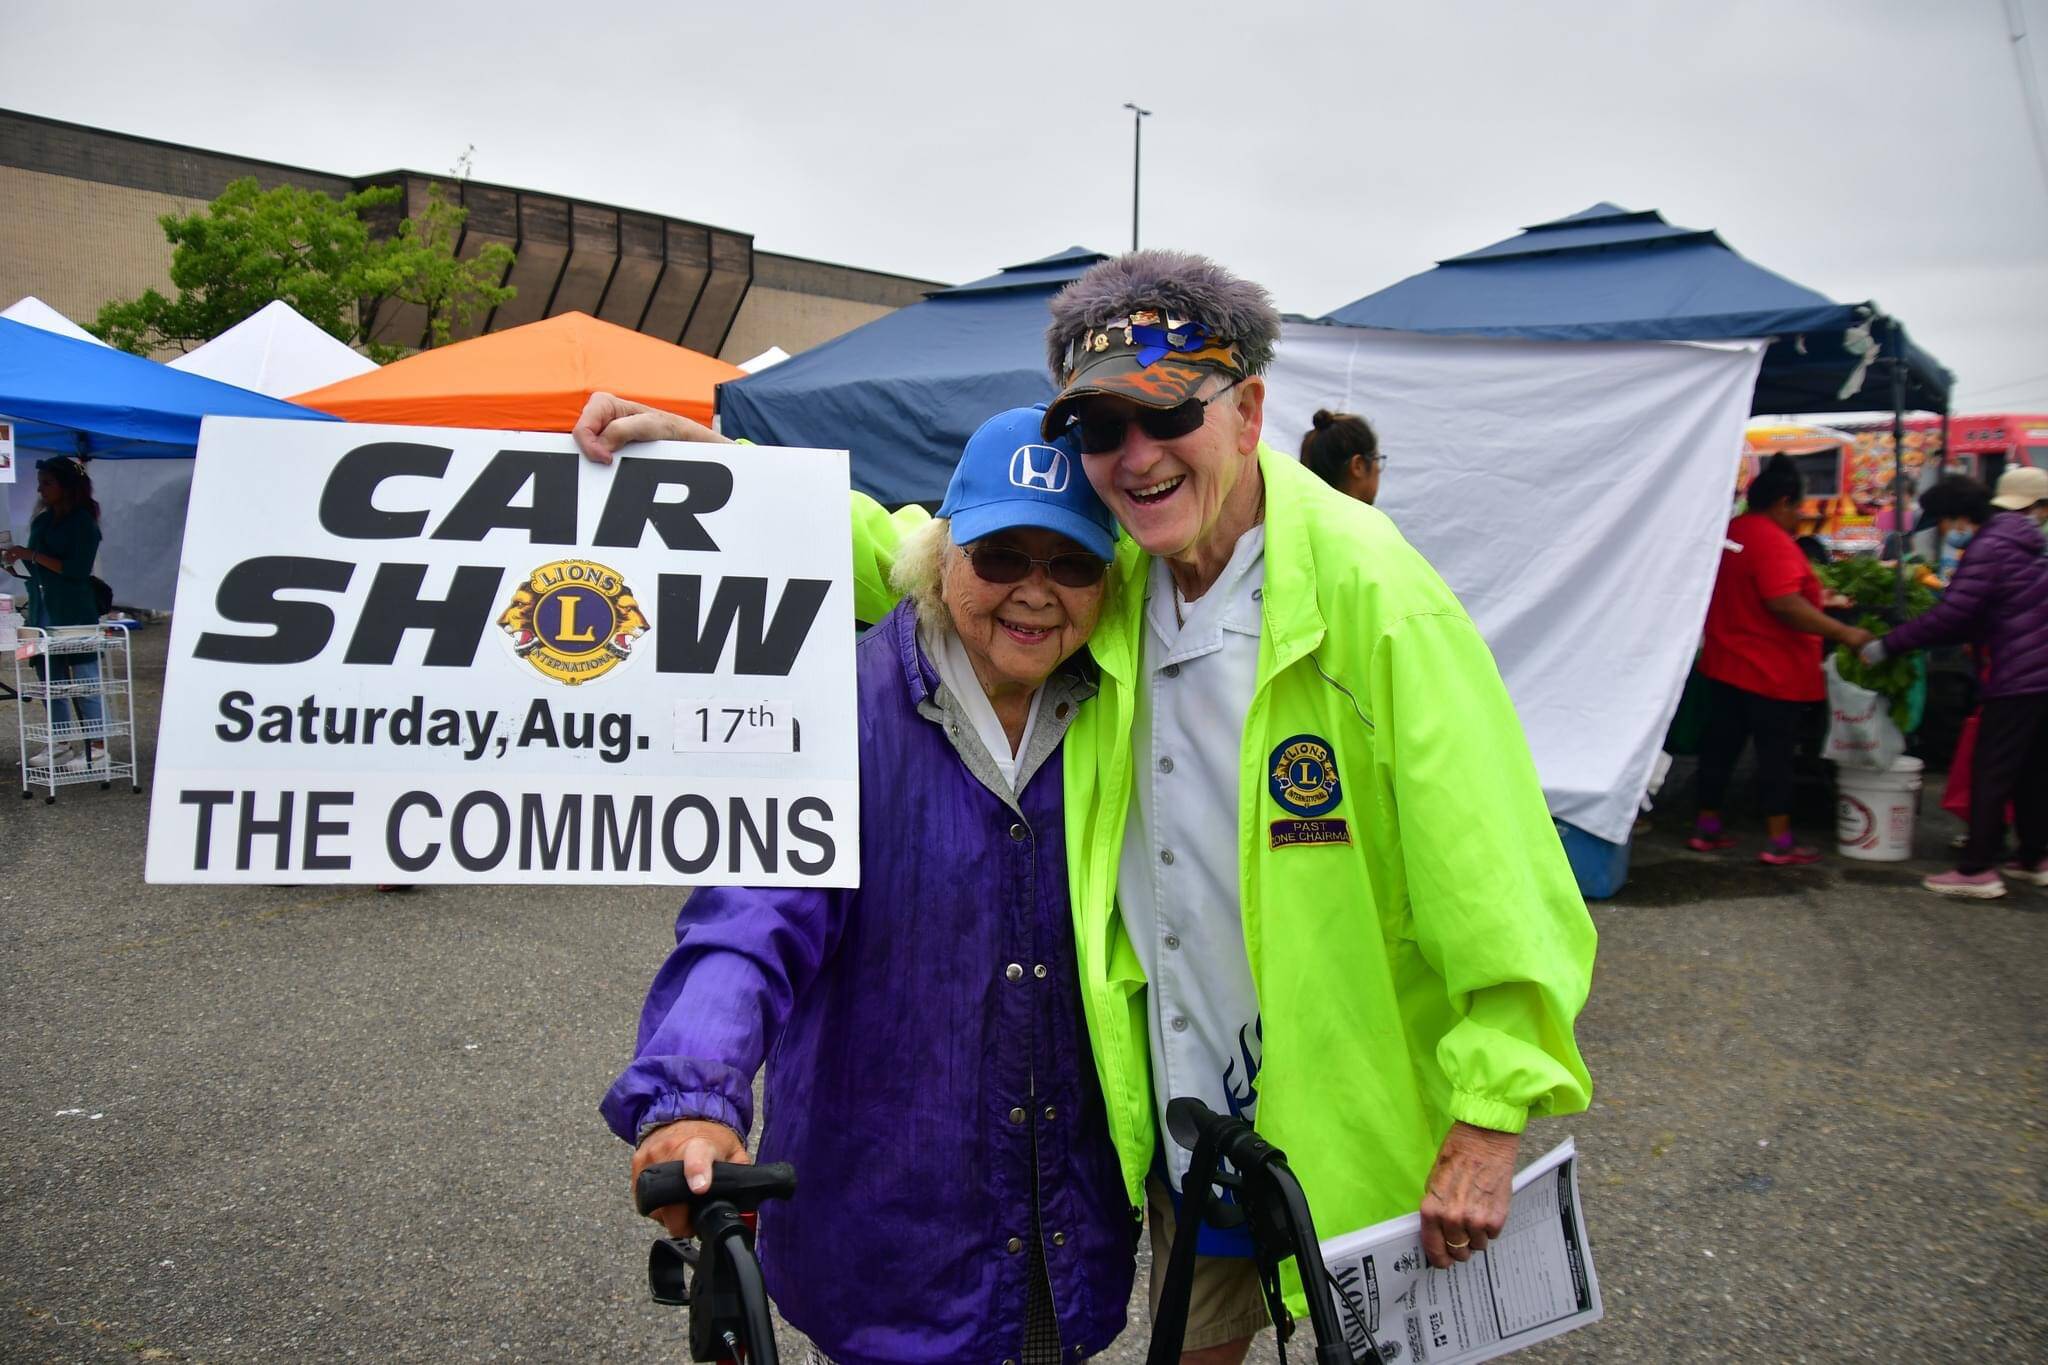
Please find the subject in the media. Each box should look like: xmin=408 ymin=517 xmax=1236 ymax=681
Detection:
xmin=572 ymin=391 xmax=729 ymax=465
xmin=631 ymin=1118 xmax=750 ymax=1239
xmin=1419 ymin=1120 xmax=1519 ymax=1268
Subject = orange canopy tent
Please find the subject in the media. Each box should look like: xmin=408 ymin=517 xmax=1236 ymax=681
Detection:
xmin=291 ymin=311 xmax=743 ymax=430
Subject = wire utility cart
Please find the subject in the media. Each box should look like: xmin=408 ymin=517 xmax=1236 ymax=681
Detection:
xmin=13 ymin=625 xmax=142 ymax=803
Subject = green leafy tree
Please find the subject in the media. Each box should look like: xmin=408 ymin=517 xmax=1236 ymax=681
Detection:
xmin=90 ymin=176 xmax=514 ymax=363
xmin=357 ymin=182 xmax=515 ymax=353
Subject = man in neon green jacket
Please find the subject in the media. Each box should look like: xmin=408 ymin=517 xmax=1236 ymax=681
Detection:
xmin=573 ymin=251 xmax=1595 ymax=1360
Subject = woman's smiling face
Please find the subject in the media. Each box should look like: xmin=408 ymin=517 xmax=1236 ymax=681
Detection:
xmin=940 ymin=527 xmax=1105 ymax=696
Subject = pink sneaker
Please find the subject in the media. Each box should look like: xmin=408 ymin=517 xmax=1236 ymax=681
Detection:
xmin=1758 ymin=840 xmax=1822 ymax=866
xmin=1687 ymin=830 xmax=1736 ymax=852
xmin=1922 ymin=869 xmax=2007 ymax=899
xmin=2000 ymin=858 xmax=2048 ymax=888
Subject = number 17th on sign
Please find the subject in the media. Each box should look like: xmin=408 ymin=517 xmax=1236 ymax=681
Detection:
xmin=673 ymin=698 xmax=798 ymax=754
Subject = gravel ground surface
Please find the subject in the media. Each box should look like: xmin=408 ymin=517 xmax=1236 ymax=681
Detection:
xmin=3 ymin=627 xmax=2042 ymax=1362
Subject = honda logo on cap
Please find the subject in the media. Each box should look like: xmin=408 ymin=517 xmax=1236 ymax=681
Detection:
xmin=1009 ymin=444 xmax=1070 ymax=493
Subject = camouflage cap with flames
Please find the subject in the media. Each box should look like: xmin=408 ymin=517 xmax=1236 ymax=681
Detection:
xmin=1041 ymin=249 xmax=1281 ymax=442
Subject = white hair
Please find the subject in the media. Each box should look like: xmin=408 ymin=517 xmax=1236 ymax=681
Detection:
xmin=888 ymin=517 xmax=953 ymax=628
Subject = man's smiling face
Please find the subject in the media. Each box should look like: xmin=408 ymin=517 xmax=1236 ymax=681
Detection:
xmin=1075 ymin=376 xmax=1265 ymax=562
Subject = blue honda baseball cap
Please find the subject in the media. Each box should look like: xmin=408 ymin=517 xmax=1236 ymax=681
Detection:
xmin=938 ymin=404 xmax=1119 ymax=562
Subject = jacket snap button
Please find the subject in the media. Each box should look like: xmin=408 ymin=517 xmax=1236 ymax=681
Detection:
xmin=1044 ymin=1105 xmax=1057 ymax=1121
xmin=1005 ymin=963 xmax=1024 ymax=982
xmin=1162 ymin=663 xmax=1181 ymax=678
xmin=1164 ymin=933 xmax=1181 ymax=950
xmin=1056 ymin=702 xmax=1070 ymax=718
xmin=1159 ymin=756 xmax=1174 ymax=773
xmin=1009 ymin=822 xmax=1026 ymax=841
xmin=1033 ymin=963 xmax=1048 ymax=978
xmin=1159 ymin=848 xmax=1175 ymax=865
xmin=1009 ymin=1106 xmax=1026 ymax=1124
xmin=1052 ymin=1231 xmax=1066 ymax=1246
xmin=1006 ymin=1237 xmax=1023 ymax=1254
xmin=1171 ymin=1015 xmax=1189 ymax=1033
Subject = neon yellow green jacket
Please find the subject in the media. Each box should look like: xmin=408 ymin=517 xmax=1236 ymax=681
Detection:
xmin=851 ymin=445 xmax=1596 ymax=1250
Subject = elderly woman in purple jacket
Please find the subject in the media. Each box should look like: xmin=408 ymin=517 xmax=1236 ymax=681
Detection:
xmin=602 ymin=406 xmax=1134 ymax=1365
xmin=1861 ymin=474 xmax=2048 ymax=899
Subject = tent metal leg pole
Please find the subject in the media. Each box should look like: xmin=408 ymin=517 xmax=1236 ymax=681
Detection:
xmin=1890 ymin=318 xmax=1908 ymax=616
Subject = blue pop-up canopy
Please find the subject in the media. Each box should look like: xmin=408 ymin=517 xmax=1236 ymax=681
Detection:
xmin=717 ymin=247 xmax=1109 ymax=505
xmin=0 ymin=316 xmax=337 ymax=460
xmin=1322 ymin=204 xmax=1952 ymax=415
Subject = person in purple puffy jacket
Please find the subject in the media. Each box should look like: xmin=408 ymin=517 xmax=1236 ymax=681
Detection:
xmin=1861 ymin=474 xmax=2048 ymax=899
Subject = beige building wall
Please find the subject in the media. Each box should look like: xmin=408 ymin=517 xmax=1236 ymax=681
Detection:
xmin=718 ymin=286 xmax=898 ymax=364
xmin=0 ymin=166 xmax=203 ymax=340
xmin=719 ymin=250 xmax=935 ymax=363
xmin=1 ymin=112 xmax=943 ymax=361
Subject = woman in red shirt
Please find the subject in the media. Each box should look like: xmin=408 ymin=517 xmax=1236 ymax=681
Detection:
xmin=1692 ymin=457 xmax=1874 ymax=864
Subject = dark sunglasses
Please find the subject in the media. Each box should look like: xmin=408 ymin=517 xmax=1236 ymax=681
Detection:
xmin=967 ymin=543 xmax=1107 ymax=589
xmin=1068 ymin=380 xmax=1238 ymax=455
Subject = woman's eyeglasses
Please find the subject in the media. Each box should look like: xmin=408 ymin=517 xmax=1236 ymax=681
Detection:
xmin=967 ymin=544 xmax=1108 ymax=589
xmin=1068 ymin=381 xmax=1238 ymax=455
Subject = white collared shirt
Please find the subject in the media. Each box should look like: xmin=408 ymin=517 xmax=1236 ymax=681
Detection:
xmin=1117 ymin=525 xmax=1266 ymax=1190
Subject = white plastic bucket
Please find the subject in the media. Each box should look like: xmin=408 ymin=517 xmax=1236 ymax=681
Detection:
xmin=1835 ymin=756 xmax=1924 ymax=861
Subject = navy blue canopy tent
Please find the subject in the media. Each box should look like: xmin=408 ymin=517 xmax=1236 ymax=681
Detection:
xmin=717 ymin=247 xmax=1108 ymax=505
xmin=1322 ymin=204 xmax=1952 ymax=416
xmin=0 ymin=316 xmax=335 ymax=460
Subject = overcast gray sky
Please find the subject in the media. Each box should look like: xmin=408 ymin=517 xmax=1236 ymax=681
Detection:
xmin=8 ymin=0 xmax=2046 ymax=412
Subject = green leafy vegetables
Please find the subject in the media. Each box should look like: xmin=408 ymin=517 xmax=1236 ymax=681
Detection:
xmin=1816 ymin=559 xmax=1938 ymax=732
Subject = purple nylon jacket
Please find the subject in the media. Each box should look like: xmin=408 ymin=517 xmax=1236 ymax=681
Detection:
xmin=601 ymin=603 xmax=1134 ymax=1365
xmin=1884 ymin=511 xmax=2048 ymax=698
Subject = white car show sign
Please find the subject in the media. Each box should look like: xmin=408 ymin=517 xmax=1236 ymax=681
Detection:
xmin=146 ymin=417 xmax=859 ymax=887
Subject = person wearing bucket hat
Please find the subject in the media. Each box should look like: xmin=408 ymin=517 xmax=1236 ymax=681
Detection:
xmin=603 ymin=407 xmax=1135 ymax=1364
xmin=1860 ymin=472 xmax=2048 ymax=899
xmin=1989 ymin=463 xmax=2048 ymax=524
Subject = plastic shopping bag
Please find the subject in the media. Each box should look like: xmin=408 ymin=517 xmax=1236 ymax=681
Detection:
xmin=1824 ymin=655 xmax=1906 ymax=772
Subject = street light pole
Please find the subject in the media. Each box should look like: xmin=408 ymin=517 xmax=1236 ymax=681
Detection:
xmin=1122 ymin=101 xmax=1151 ymax=251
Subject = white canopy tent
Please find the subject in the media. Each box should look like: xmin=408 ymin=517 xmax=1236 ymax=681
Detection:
xmin=1263 ymin=323 xmax=1764 ymax=845
xmin=1 ymin=295 xmax=106 ymax=346
xmin=737 ymin=345 xmax=791 ymax=374
xmin=165 ymin=300 xmax=376 ymax=396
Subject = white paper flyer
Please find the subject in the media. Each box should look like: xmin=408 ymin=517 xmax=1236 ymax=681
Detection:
xmin=1319 ymin=1139 xmax=1601 ymax=1364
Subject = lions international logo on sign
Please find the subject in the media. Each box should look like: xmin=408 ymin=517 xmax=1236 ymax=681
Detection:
xmin=1008 ymin=443 xmax=1070 ymax=493
xmin=499 ymin=559 xmax=648 ymax=685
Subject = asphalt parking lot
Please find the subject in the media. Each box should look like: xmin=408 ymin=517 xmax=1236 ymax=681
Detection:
xmin=3 ymin=626 xmax=2042 ymax=1362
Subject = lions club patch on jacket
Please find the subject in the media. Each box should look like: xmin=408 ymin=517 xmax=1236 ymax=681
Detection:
xmin=497 ymin=559 xmax=648 ymax=685
xmin=1268 ymin=734 xmax=1349 ymax=847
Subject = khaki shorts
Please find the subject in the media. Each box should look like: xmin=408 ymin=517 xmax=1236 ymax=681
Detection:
xmin=1145 ymin=1174 xmax=1271 ymax=1352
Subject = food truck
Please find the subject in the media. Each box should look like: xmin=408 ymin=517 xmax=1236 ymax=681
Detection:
xmin=1743 ymin=414 xmax=2047 ymax=555
xmin=1740 ymin=423 xmax=1871 ymax=549
xmin=1836 ymin=412 xmax=2048 ymax=491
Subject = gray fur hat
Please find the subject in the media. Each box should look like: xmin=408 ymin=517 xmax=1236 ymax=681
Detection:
xmin=1041 ymin=250 xmax=1281 ymax=437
